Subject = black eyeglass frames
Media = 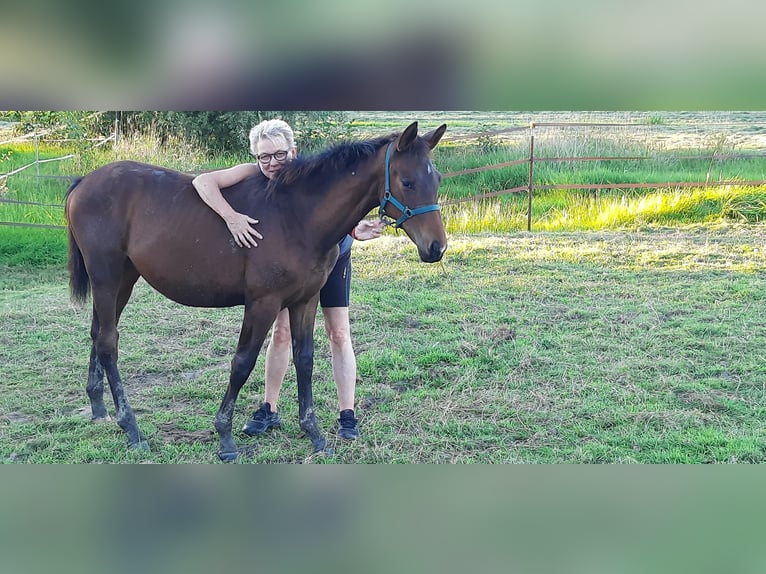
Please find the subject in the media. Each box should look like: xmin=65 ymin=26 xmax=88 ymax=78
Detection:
xmin=256 ymin=150 xmax=289 ymax=164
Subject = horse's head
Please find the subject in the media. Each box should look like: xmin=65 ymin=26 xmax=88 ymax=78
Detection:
xmin=380 ymin=121 xmax=448 ymax=263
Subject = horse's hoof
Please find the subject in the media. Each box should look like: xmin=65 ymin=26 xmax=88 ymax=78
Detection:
xmin=128 ymin=439 xmax=150 ymax=452
xmin=218 ymin=450 xmax=239 ymax=462
xmin=91 ymin=415 xmax=112 ymax=423
xmin=90 ymin=402 xmax=110 ymax=421
xmin=311 ymin=437 xmax=328 ymax=453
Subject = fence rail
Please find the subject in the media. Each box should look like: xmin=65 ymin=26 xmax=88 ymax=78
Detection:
xmin=1 ymin=128 xmax=115 ymax=229
xmin=2 ymin=120 xmax=766 ymax=232
xmin=439 ymin=121 xmax=766 ymax=230
xmin=0 ymin=221 xmax=67 ymax=229
xmin=0 ymin=154 xmax=77 ymax=180
xmin=533 ymin=180 xmax=766 ymax=192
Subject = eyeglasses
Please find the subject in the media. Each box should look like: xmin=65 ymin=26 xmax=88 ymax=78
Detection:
xmin=256 ymin=150 xmax=289 ymax=164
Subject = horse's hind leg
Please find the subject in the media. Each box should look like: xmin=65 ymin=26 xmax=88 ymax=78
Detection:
xmin=289 ymin=297 xmax=328 ymax=453
xmin=86 ymin=266 xmax=140 ymax=424
xmin=86 ymin=318 xmax=109 ymax=421
xmin=91 ymin=263 xmax=147 ymax=449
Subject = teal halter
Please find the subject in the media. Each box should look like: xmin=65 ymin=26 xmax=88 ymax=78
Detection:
xmin=378 ymin=142 xmax=441 ymax=228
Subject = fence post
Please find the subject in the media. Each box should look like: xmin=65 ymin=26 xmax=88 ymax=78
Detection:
xmin=34 ymin=129 xmax=40 ymax=179
xmin=527 ymin=121 xmax=535 ymax=232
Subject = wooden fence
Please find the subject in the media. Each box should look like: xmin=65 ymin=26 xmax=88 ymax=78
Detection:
xmin=2 ymin=120 xmax=766 ymax=231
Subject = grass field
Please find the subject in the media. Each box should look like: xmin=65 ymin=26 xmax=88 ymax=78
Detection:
xmin=2 ymin=112 xmax=765 ymax=463
xmin=2 ymin=225 xmax=765 ymax=463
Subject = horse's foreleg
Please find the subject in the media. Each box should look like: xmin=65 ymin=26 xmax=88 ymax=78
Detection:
xmin=289 ymin=296 xmax=328 ymax=453
xmin=214 ymin=299 xmax=279 ymax=462
xmin=214 ymin=354 xmax=260 ymax=461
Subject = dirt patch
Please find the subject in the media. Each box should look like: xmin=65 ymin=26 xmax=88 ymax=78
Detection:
xmin=1 ymin=412 xmax=34 ymax=424
xmin=675 ymin=389 xmax=741 ymax=412
xmin=156 ymin=422 xmax=215 ymax=445
xmin=490 ymin=325 xmax=516 ymax=341
xmin=125 ymin=373 xmax=170 ymax=391
xmin=58 ymin=405 xmax=109 ymax=421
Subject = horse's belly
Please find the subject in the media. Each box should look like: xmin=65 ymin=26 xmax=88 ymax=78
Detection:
xmin=241 ymin=255 xmax=333 ymax=308
xmin=131 ymin=248 xmax=246 ymax=308
xmin=140 ymin=274 xmax=245 ymax=308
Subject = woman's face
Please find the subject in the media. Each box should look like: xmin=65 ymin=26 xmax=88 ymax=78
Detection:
xmin=255 ymin=136 xmax=294 ymax=180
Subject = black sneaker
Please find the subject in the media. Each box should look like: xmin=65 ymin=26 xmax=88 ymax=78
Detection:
xmin=338 ymin=409 xmax=360 ymax=440
xmin=242 ymin=402 xmax=281 ymax=436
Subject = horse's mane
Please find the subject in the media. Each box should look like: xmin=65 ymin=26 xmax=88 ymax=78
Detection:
xmin=264 ymin=133 xmax=397 ymax=200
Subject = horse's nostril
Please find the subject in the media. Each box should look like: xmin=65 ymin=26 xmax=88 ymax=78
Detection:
xmin=428 ymin=241 xmax=445 ymax=261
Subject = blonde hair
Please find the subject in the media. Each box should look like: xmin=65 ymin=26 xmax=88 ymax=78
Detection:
xmin=249 ymin=119 xmax=295 ymax=156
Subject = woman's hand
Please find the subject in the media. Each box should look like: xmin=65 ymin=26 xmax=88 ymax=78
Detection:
xmin=353 ymin=219 xmax=385 ymax=241
xmin=225 ymin=212 xmax=263 ymax=248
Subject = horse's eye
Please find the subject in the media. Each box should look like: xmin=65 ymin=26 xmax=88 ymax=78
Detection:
xmin=401 ymin=178 xmax=414 ymax=190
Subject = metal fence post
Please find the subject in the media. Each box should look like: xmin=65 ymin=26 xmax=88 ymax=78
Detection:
xmin=34 ymin=129 xmax=40 ymax=179
xmin=527 ymin=121 xmax=535 ymax=232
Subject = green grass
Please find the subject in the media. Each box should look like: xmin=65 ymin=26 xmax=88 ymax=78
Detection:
xmin=440 ymin=184 xmax=766 ymax=234
xmin=2 ymin=226 xmax=765 ymax=463
xmin=0 ymin=227 xmax=68 ymax=267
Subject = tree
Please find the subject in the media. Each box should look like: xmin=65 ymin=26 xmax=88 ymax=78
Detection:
xmin=1 ymin=111 xmax=354 ymax=156
xmin=113 ymin=111 xmax=352 ymax=155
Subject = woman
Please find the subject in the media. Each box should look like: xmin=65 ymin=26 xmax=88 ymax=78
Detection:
xmin=192 ymin=119 xmax=383 ymax=440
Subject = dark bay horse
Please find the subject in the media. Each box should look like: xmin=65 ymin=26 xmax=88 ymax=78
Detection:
xmin=66 ymin=121 xmax=447 ymax=461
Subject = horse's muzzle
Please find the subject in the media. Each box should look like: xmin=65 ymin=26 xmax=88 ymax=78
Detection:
xmin=420 ymin=240 xmax=447 ymax=263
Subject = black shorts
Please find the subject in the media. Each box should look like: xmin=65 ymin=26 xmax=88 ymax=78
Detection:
xmin=319 ymin=247 xmax=351 ymax=308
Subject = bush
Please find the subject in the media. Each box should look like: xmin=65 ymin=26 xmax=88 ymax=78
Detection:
xmin=2 ymin=111 xmax=354 ymax=156
xmin=115 ymin=112 xmax=352 ymax=155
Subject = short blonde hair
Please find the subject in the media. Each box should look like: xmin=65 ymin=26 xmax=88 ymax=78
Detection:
xmin=249 ymin=119 xmax=295 ymax=156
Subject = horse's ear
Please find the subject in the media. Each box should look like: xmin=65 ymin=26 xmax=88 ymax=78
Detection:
xmin=396 ymin=122 xmax=419 ymax=152
xmin=422 ymin=124 xmax=447 ymax=150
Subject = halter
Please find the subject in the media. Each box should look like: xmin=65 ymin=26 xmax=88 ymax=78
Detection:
xmin=378 ymin=142 xmax=441 ymax=228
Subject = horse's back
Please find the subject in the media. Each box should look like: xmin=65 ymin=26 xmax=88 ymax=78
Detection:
xmin=70 ymin=160 xmax=268 ymax=220
xmin=67 ymin=161 xmax=188 ymax=220
xmin=66 ymin=160 xmax=295 ymax=307
xmin=69 ymin=160 xmax=190 ymax=205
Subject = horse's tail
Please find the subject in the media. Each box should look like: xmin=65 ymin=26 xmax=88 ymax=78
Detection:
xmin=66 ymin=177 xmax=90 ymax=304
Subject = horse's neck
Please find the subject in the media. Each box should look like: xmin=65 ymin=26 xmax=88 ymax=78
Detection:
xmin=303 ymin=159 xmax=383 ymax=252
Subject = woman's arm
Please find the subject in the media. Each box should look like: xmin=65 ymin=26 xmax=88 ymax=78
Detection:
xmin=192 ymin=163 xmax=263 ymax=248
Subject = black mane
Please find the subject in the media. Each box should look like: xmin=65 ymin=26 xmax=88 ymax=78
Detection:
xmin=265 ymin=133 xmax=396 ymax=199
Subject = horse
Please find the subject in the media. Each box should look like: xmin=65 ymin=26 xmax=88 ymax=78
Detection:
xmin=66 ymin=121 xmax=447 ymax=461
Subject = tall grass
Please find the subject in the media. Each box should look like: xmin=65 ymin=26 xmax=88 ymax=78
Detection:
xmin=76 ymin=129 xmax=218 ymax=174
xmin=442 ymin=185 xmax=766 ymax=234
xmin=435 ymin=127 xmax=766 ymax=204
xmin=442 ymin=199 xmax=527 ymax=233
xmin=0 ymin=227 xmax=67 ymax=266
xmin=538 ymin=185 xmax=766 ymax=230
